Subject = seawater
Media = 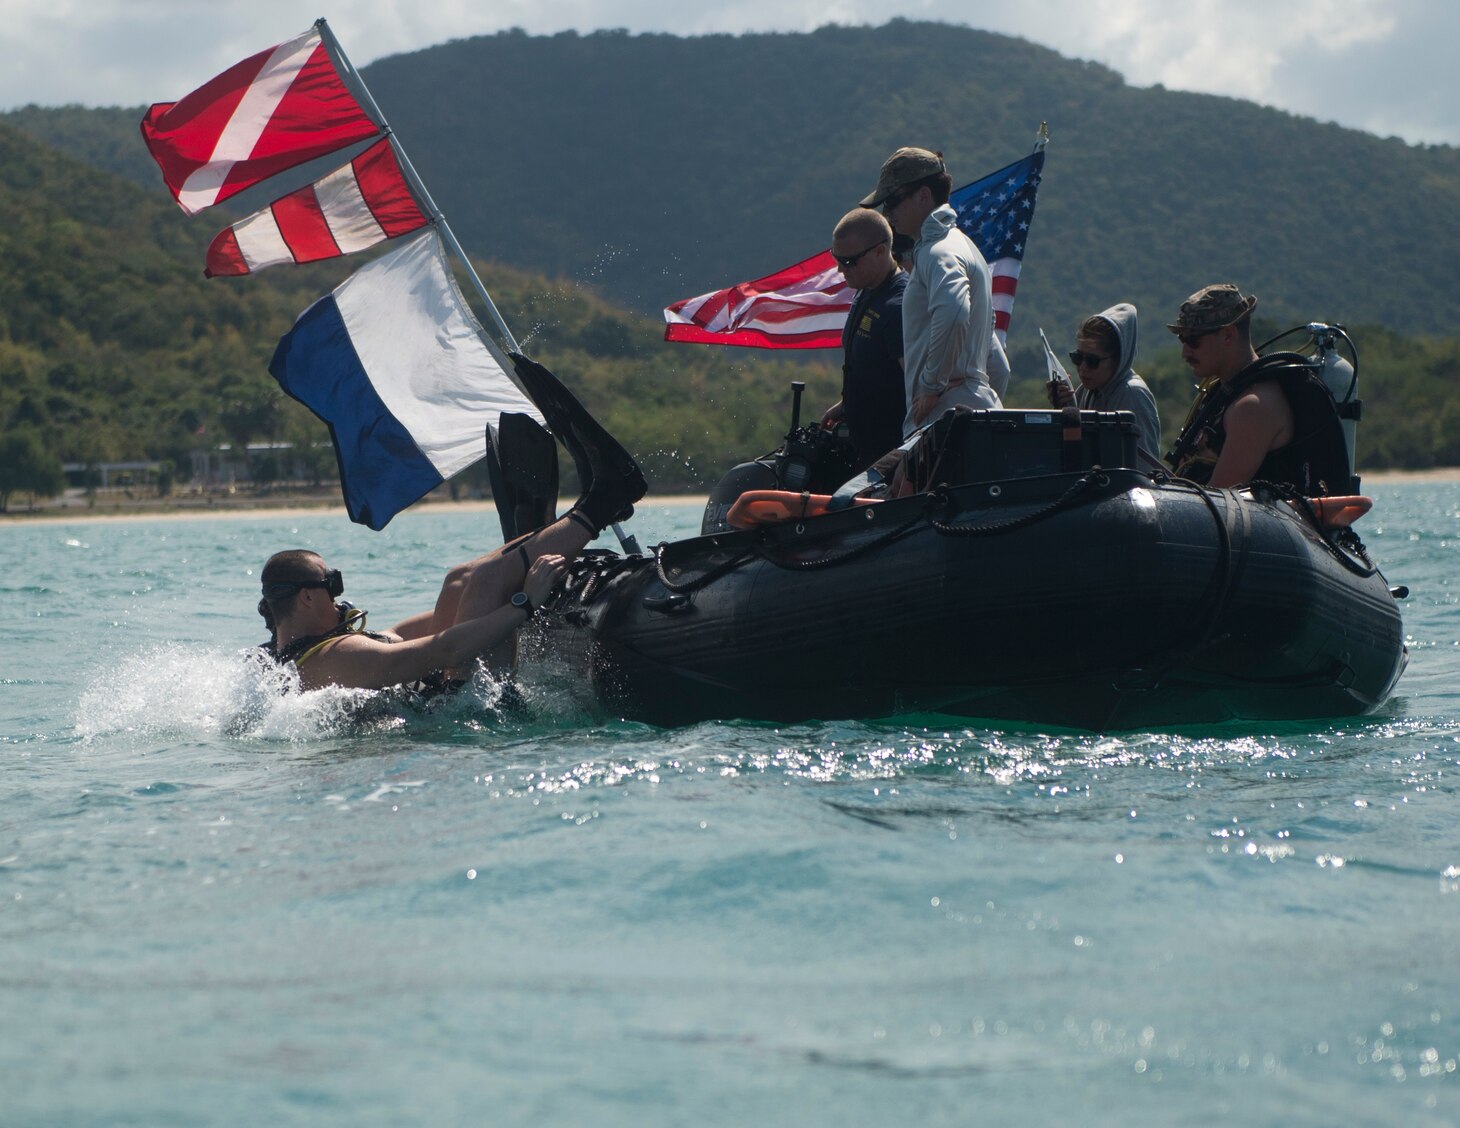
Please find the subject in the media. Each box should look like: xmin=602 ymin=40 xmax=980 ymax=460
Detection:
xmin=2 ymin=487 xmax=1458 ymax=1126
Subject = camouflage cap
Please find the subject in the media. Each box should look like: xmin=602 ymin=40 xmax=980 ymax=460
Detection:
xmin=860 ymin=147 xmax=947 ymax=208
xmin=1166 ymin=284 xmax=1258 ymax=335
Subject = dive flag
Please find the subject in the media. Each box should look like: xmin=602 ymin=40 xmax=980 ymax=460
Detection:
xmin=205 ymin=138 xmax=428 ymax=276
xmin=663 ymin=148 xmax=1046 ymax=350
xmin=269 ymin=229 xmax=541 ymax=530
xmin=141 ymin=26 xmax=381 ymax=215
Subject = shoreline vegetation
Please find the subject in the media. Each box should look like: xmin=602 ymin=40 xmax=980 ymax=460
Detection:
xmin=2 ymin=469 xmax=1456 ymax=526
xmin=0 ymin=490 xmax=708 ymax=525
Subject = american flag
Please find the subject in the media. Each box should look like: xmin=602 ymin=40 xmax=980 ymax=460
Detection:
xmin=951 ymin=149 xmax=1043 ymax=343
xmin=664 ymin=147 xmax=1046 ymax=350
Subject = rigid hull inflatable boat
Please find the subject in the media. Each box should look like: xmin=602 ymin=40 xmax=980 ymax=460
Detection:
xmin=525 ymin=412 xmax=1406 ymax=732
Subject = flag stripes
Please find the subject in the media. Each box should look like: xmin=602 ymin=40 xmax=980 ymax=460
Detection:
xmin=664 ymin=149 xmax=1045 ymax=351
xmin=205 ymin=138 xmax=427 ymax=277
xmin=141 ymin=26 xmax=380 ymax=215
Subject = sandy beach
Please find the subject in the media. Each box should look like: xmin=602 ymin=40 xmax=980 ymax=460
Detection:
xmin=0 ymin=493 xmax=709 ymax=526
xmin=3 ymin=468 xmax=1455 ymax=527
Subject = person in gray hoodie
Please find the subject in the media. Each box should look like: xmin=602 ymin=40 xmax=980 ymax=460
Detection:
xmin=1046 ymin=303 xmax=1162 ymax=463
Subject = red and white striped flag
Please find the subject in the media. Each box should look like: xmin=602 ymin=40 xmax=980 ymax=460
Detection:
xmin=664 ymin=149 xmax=1045 ymax=350
xmin=140 ymin=26 xmax=381 ymax=215
xmin=664 ymin=250 xmax=849 ymax=349
xmin=205 ymin=138 xmax=428 ymax=277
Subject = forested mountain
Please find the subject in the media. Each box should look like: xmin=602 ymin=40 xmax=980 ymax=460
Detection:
xmin=4 ymin=20 xmax=1460 ymax=489
xmin=11 ymin=19 xmax=1460 ymax=343
xmin=0 ymin=118 xmax=830 ymax=492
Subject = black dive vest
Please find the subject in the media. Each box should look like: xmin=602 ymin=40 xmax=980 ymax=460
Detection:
xmin=260 ymin=621 xmax=395 ymax=666
xmin=260 ymin=617 xmax=464 ymax=704
xmin=1167 ymin=353 xmax=1352 ymax=495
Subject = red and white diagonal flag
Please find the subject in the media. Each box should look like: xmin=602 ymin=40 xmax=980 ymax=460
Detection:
xmin=664 ymin=250 xmax=850 ymax=349
xmin=204 ymin=138 xmax=429 ymax=277
xmin=140 ymin=26 xmax=381 ymax=215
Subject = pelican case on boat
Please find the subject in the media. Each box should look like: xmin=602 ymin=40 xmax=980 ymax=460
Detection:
xmin=927 ymin=407 xmax=1141 ymax=484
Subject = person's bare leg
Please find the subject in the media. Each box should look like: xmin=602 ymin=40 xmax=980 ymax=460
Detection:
xmin=432 ymin=514 xmax=594 ymax=673
xmin=451 ymin=515 xmax=592 ymax=628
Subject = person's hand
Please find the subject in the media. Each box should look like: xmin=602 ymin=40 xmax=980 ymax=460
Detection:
xmin=522 ymin=553 xmax=567 ymax=609
xmin=911 ymin=391 xmax=939 ymax=425
xmin=821 ymin=401 xmax=844 ymax=428
xmin=1046 ymin=380 xmax=1075 ymax=408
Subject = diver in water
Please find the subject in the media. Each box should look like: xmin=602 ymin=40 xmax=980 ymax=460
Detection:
xmin=259 ymin=356 xmax=646 ymax=692
xmin=258 ymin=544 xmax=569 ymax=693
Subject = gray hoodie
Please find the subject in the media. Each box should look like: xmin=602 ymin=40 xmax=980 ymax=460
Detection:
xmin=1076 ymin=303 xmax=1161 ymax=461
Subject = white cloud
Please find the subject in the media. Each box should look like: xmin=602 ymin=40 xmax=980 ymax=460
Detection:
xmin=0 ymin=0 xmax=1453 ymax=144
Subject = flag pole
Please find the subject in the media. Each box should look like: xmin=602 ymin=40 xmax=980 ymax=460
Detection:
xmin=316 ymin=19 xmax=642 ymax=553
xmin=314 ymin=18 xmax=522 ymax=356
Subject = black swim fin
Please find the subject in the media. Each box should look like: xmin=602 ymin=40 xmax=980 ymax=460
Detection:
xmin=485 ymin=412 xmax=560 ymax=541
xmin=510 ymin=353 xmax=646 ymax=533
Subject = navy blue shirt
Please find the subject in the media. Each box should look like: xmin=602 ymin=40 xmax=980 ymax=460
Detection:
xmin=841 ymin=269 xmax=908 ymax=468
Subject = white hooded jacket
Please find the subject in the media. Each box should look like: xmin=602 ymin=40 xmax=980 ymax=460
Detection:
xmin=901 ymin=204 xmax=1002 ymax=437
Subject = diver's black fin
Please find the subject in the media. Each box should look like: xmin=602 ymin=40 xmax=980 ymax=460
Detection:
xmin=510 ymin=353 xmax=646 ymax=532
xmin=485 ymin=412 xmax=560 ymax=542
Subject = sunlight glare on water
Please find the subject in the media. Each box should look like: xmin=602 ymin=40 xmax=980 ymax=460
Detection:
xmin=3 ymin=490 xmax=1459 ymax=1126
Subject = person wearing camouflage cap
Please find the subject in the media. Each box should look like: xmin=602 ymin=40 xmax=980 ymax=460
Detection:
xmin=864 ymin=147 xmax=1004 ymax=438
xmin=1165 ymin=283 xmax=1296 ymax=488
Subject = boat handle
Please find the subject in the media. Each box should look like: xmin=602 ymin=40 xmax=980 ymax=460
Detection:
xmin=643 ymin=593 xmax=693 ymax=614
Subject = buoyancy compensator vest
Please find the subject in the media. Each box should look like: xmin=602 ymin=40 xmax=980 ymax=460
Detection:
xmin=1167 ymin=351 xmax=1353 ymax=495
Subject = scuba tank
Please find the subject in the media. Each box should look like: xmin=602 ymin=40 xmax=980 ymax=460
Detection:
xmin=1307 ymin=323 xmax=1361 ymax=489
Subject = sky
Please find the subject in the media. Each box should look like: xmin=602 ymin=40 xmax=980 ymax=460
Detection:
xmin=0 ymin=0 xmax=1453 ymax=147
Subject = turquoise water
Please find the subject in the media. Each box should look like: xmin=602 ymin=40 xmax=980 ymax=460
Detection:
xmin=3 ymin=486 xmax=1458 ymax=1126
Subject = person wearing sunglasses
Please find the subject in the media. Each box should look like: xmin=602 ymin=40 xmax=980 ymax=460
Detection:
xmin=820 ymin=208 xmax=908 ymax=470
xmin=256 ymin=371 xmax=647 ymax=693
xmin=860 ymin=147 xmax=1003 ymax=440
xmin=1045 ymin=303 xmax=1161 ymax=462
xmin=255 ymin=538 xmax=574 ymax=695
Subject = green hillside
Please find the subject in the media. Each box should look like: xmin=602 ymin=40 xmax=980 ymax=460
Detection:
xmin=15 ymin=20 xmax=1459 ymax=343
xmin=4 ymin=16 xmax=1460 ymax=490
xmin=0 ymin=118 xmax=833 ymax=496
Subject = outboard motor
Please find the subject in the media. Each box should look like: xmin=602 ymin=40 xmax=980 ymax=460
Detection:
xmin=701 ymin=380 xmax=860 ymax=534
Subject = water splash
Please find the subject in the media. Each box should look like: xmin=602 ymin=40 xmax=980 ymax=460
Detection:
xmin=74 ymin=644 xmax=376 ymax=743
xmin=69 ymin=638 xmax=605 ymax=748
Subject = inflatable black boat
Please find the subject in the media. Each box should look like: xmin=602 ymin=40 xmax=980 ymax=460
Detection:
xmin=519 ymin=388 xmax=1406 ymax=732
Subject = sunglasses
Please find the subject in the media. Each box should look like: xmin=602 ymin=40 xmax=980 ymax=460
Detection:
xmin=880 ymin=187 xmax=916 ymax=214
xmin=262 ymin=568 xmax=343 ymax=601
xmin=1068 ymin=351 xmax=1111 ymax=369
xmin=1179 ymin=330 xmax=1216 ymax=349
xmin=833 ymin=241 xmax=888 ymax=270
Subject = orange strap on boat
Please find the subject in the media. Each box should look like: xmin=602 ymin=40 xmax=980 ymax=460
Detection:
xmin=725 ymin=490 xmax=878 ymax=529
xmin=1303 ymin=495 xmax=1372 ymax=529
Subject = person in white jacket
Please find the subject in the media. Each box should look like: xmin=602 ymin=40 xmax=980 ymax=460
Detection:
xmin=861 ymin=147 xmax=1003 ymax=438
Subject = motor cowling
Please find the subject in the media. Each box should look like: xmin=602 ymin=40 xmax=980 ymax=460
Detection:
xmin=702 ymin=460 xmax=779 ymax=534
